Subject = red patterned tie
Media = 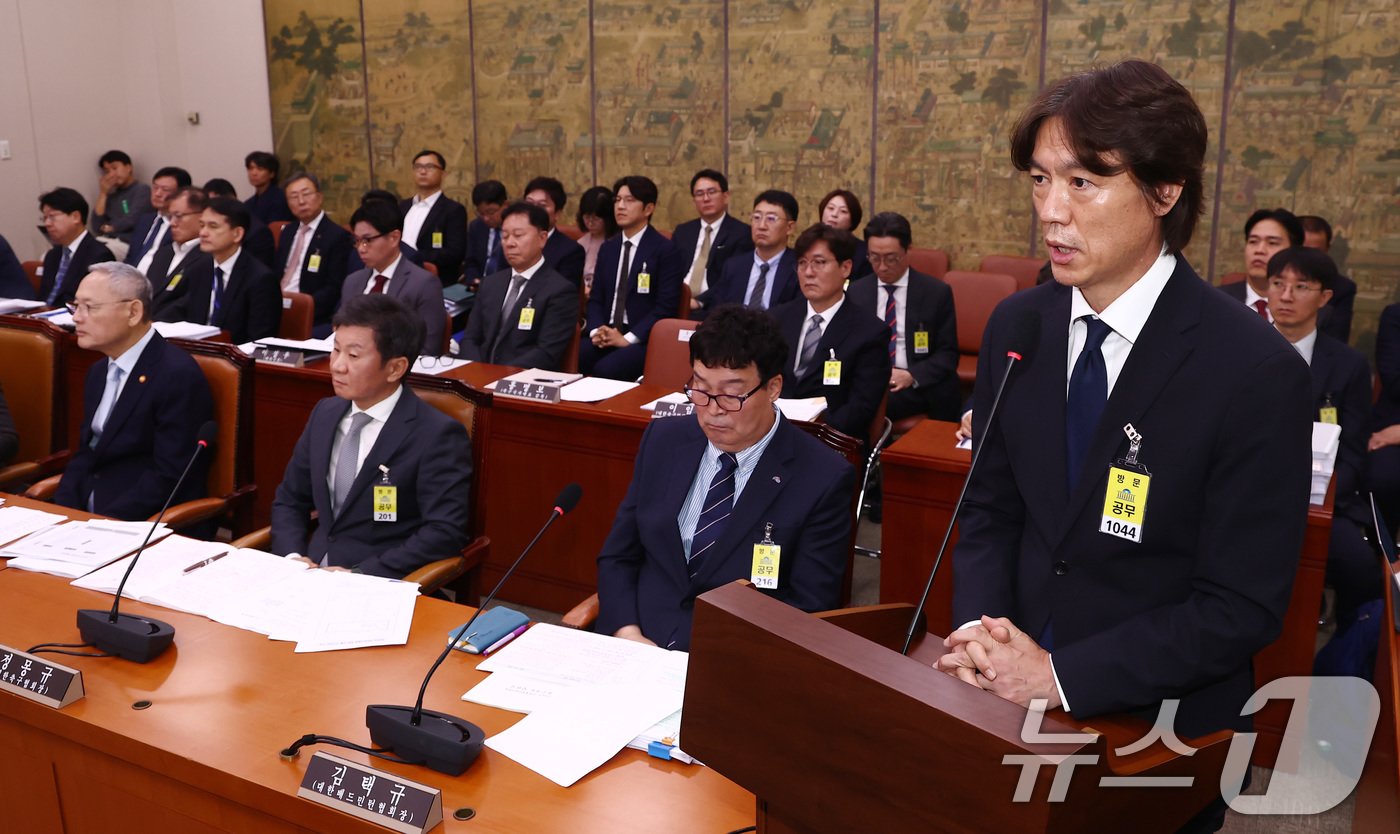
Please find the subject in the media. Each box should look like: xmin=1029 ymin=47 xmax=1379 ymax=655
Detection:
xmin=1252 ymin=299 xmax=1268 ymax=319
xmin=370 ymin=273 xmax=387 ymax=294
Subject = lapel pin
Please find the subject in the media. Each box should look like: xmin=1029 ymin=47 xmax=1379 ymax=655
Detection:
xmin=772 ymin=475 xmax=781 ymax=483
xmin=138 ymin=374 xmax=147 ymax=383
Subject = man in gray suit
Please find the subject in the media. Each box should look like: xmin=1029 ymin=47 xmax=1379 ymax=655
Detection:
xmin=340 ymin=200 xmax=445 ymax=355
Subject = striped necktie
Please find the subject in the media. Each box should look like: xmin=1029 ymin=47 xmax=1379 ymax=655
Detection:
xmin=687 ymin=452 xmax=739 ymax=579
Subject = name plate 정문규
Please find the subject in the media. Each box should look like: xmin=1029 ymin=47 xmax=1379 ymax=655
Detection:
xmin=0 ymin=644 xmax=84 ymax=708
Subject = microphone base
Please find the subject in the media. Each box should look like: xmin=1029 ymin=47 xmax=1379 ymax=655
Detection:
xmin=76 ymin=609 xmax=175 ymax=663
xmin=366 ymin=704 xmax=485 ymax=776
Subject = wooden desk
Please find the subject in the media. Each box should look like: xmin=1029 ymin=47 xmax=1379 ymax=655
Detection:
xmin=0 ymin=564 xmax=752 ymax=833
xmin=879 ymin=418 xmax=1334 ymax=770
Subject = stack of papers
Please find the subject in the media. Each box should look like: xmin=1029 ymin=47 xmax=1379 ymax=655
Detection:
xmin=3 ymin=520 xmax=172 ymax=577
xmin=152 ymin=321 xmax=221 ymax=340
xmin=776 ymin=397 xmax=827 ymax=422
xmin=464 ymin=624 xmax=689 ymax=786
xmin=1311 ymin=421 xmax=1341 ymax=505
xmin=238 ymin=336 xmax=336 ymax=356
xmin=559 ymin=377 xmax=638 ymax=402
xmin=0 ymin=298 xmax=46 ymax=314
xmin=0 ymin=504 xmax=69 ymax=547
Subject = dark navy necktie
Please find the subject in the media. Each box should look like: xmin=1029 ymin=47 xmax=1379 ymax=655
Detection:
xmin=688 ymin=452 xmax=738 ymax=580
xmin=1065 ymin=316 xmax=1113 ymax=493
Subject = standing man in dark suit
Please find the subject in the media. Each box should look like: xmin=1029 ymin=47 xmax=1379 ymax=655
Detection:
xmin=38 ymin=187 xmax=115 ymax=307
xmin=1298 ymin=214 xmax=1357 ymax=342
xmin=701 ymin=190 xmax=799 ymax=314
xmin=269 ymin=294 xmax=472 ymax=578
xmin=463 ymin=180 xmax=508 ymax=288
xmin=672 ymin=168 xmax=753 ymax=316
xmin=579 ymin=175 xmax=685 ymax=381
xmin=341 ymin=201 xmax=445 ymax=356
xmin=771 ymin=224 xmax=891 ymax=440
xmin=204 ymin=178 xmax=277 ymax=269
xmin=938 ymin=62 xmax=1312 ymax=829
xmin=53 ymin=262 xmax=214 ymax=520
xmin=596 ymin=305 xmax=854 ymax=650
xmin=848 ymin=212 xmax=960 ymax=421
xmin=164 ymin=198 xmax=281 ymax=344
xmin=400 ymin=150 xmax=468 ymax=285
xmin=148 ymin=187 xmax=214 ymax=321
xmin=276 ymin=172 xmax=353 ymax=333
xmin=458 ymin=202 xmax=577 ymax=369
xmin=244 ymin=151 xmax=294 ymax=224
xmin=523 ymin=176 xmax=586 ymax=288
xmin=126 ymin=166 xmax=191 ymax=272
xmin=1265 ymin=246 xmax=1374 ymax=621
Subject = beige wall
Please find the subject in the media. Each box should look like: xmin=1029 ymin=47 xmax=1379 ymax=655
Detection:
xmin=0 ymin=0 xmax=274 ymax=261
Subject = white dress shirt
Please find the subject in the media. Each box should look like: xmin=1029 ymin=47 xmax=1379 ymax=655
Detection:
xmin=402 ymin=191 xmax=440 ymax=249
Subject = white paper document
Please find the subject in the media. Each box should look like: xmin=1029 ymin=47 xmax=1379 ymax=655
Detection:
xmin=292 ymin=572 xmax=419 ymax=653
xmin=152 ymin=321 xmax=221 ymax=340
xmin=71 ymin=534 xmax=230 ymax=603
xmin=1311 ymin=421 xmax=1342 ymax=505
xmin=0 ymin=298 xmax=46 ymax=314
xmin=4 ymin=520 xmax=172 ymax=577
xmin=0 ymin=505 xmax=70 ymax=547
xmin=558 ymin=377 xmax=639 ymax=402
xmin=776 ymin=397 xmax=827 ymax=422
xmin=256 ymin=335 xmax=335 ymax=352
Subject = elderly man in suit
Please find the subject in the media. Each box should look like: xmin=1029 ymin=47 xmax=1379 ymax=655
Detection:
xmin=53 ymin=262 xmax=214 ymax=519
xmin=771 ymin=224 xmax=891 ymax=440
xmin=161 ymin=198 xmax=281 ymax=344
xmin=579 ymin=175 xmax=686 ymax=380
xmin=38 ymin=188 xmax=116 ymax=307
xmin=847 ymin=211 xmax=960 ymax=421
xmin=340 ymin=200 xmax=446 ymax=356
xmin=596 ymin=304 xmax=854 ymax=650
xmin=270 ymin=294 xmax=472 ymax=577
xmin=671 ymin=168 xmax=753 ymax=316
xmin=276 ymin=172 xmax=353 ymax=331
xmin=939 ymin=61 xmax=1312 ymax=832
xmin=458 ymin=202 xmax=576 ymax=369
xmin=523 ymin=175 xmax=586 ymax=288
xmin=400 ymin=150 xmax=468 ymax=285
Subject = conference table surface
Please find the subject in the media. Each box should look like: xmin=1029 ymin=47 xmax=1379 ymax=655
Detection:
xmin=0 ymin=508 xmax=753 ymax=833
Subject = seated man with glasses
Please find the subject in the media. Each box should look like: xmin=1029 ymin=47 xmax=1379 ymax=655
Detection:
xmin=54 ymin=262 xmax=214 ymax=521
xmin=340 ymin=200 xmax=446 ymax=355
xmin=1264 ymin=246 xmax=1375 ymax=623
xmin=595 ymin=304 xmax=855 ymax=650
xmin=698 ymin=189 xmax=799 ymax=314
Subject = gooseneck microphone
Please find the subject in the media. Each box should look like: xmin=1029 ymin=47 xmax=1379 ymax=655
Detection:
xmin=76 ymin=420 xmax=217 ymax=663
xmin=364 ymin=483 xmax=583 ymax=775
xmin=901 ymin=311 xmax=1040 ymax=655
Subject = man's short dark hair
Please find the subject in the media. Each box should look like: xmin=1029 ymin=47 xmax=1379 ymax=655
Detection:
xmin=360 ymin=188 xmax=401 ymax=208
xmin=793 ymin=223 xmax=857 ymax=263
xmin=690 ymin=168 xmax=729 ymax=193
xmin=40 ymin=187 xmax=90 ymax=224
xmin=524 ymin=176 xmax=567 ymax=212
xmin=206 ymin=197 xmax=250 ymax=232
xmin=332 ymin=294 xmax=425 ymax=368
xmin=1010 ymin=60 xmax=1208 ymax=254
xmin=753 ymin=189 xmax=799 ymax=222
xmin=171 ymin=186 xmax=210 ymax=214
xmin=863 ymin=212 xmax=912 ymax=249
xmin=98 ymin=150 xmax=132 ymax=167
xmin=1299 ymin=215 xmax=1332 ymax=247
xmin=244 ymin=151 xmax=281 ymax=179
xmin=690 ymin=304 xmax=789 ymax=384
xmin=818 ymin=189 xmax=862 ymax=230
xmin=501 ymin=201 xmax=550 ymax=233
xmin=202 ymin=178 xmax=237 ymax=199
xmin=413 ymin=149 xmax=446 ymax=170
xmin=153 ymin=166 xmax=192 ymax=187
xmin=350 ymin=200 xmax=404 ymax=235
xmin=1245 ymin=208 xmax=1304 ymax=246
xmin=471 ymin=180 xmax=508 ymax=206
xmin=612 ymin=175 xmax=659 ymax=207
xmin=1267 ymin=246 xmax=1338 ymax=292
xmin=284 ymin=171 xmax=320 ymax=192
xmin=577 ymin=186 xmax=619 ymax=236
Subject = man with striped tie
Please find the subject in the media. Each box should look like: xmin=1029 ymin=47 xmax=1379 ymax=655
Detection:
xmin=595 ymin=305 xmax=854 ymax=650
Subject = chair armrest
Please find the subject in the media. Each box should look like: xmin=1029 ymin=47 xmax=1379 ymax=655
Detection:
xmin=24 ymin=473 xmax=63 ymax=501
xmin=148 ymin=497 xmax=228 ymax=531
xmin=561 ymin=593 xmax=600 ymax=630
xmin=231 ymin=525 xmax=273 ymax=551
xmin=0 ymin=450 xmax=71 ymax=491
xmin=405 ymin=535 xmax=490 ymax=596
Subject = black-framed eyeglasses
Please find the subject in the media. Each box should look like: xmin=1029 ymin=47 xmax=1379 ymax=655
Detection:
xmin=352 ymin=232 xmax=386 ymax=248
xmin=683 ymin=381 xmax=764 ymax=412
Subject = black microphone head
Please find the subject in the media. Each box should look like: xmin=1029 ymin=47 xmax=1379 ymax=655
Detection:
xmin=1005 ymin=309 xmax=1041 ymax=360
xmin=554 ymin=483 xmax=583 ymax=515
xmin=197 ymin=420 xmax=218 ymax=449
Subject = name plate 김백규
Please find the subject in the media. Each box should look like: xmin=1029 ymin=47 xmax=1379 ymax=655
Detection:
xmin=0 ymin=644 xmax=85 ymax=708
xmin=494 ymin=378 xmax=564 ymax=403
xmin=298 ymin=751 xmax=443 ymax=833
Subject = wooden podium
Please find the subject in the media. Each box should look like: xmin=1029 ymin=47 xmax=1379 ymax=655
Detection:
xmin=682 ymin=583 xmax=1236 ymax=833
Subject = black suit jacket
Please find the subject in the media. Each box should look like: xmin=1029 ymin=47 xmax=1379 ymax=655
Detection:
xmin=847 ymin=270 xmax=961 ymax=420
xmin=39 ymin=233 xmax=115 ymax=306
xmin=245 ymin=185 xmax=294 ymax=225
xmin=595 ymin=414 xmax=853 ymax=650
xmin=458 ymin=264 xmax=577 ymax=369
xmin=1374 ymin=303 xmax=1400 ymax=428
xmin=704 ymin=249 xmax=799 ymax=311
xmin=400 ymin=194 xmax=468 ymax=284
xmin=274 ymin=216 xmax=352 ymax=325
xmin=584 ymin=226 xmax=684 ymax=343
xmin=243 ymin=216 xmax=278 ymax=270
xmin=542 ymin=229 xmax=586 ymax=288
xmin=463 ymin=218 xmax=501 ymax=285
xmin=54 ymin=332 xmax=214 ymax=520
xmin=773 ymin=297 xmax=891 ymax=439
xmin=955 ymin=260 xmax=1313 ymax=737
xmin=0 ymin=234 xmax=33 ymax=300
xmin=1308 ymin=333 xmax=1371 ymax=509
xmin=1219 ymin=277 xmax=1356 ymax=342
xmin=671 ymin=215 xmax=754 ymax=301
xmin=269 ymin=387 xmax=472 ymax=578
xmin=173 ymin=251 xmax=282 ymax=344
xmin=149 ymin=246 xmax=214 ymax=322
xmin=124 ymin=211 xmax=168 ymax=266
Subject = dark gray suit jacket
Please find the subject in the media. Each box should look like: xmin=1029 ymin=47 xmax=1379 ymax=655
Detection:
xmin=458 ymin=264 xmax=577 ymax=369
xmin=342 ymin=258 xmax=446 ymax=355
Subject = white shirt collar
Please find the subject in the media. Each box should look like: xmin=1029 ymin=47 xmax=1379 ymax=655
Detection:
xmin=1068 ymin=249 xmax=1176 ymax=346
xmin=805 ymin=294 xmax=846 ymax=325
xmin=1283 ymin=327 xmax=1319 ymax=365
xmin=512 ymin=256 xmax=545 ymax=280
xmin=350 ymin=383 xmax=404 ymax=422
xmin=1244 ymin=281 xmax=1268 ymax=310
xmin=111 ymin=324 xmax=156 ymax=372
xmin=620 ymin=225 xmax=648 ymax=247
xmin=172 ymin=238 xmax=200 ymax=258
xmin=67 ymin=230 xmax=90 ymax=256
xmin=375 ymin=254 xmax=403 ymax=281
xmin=213 ymin=247 xmax=242 ymax=274
xmin=302 ymin=212 xmax=326 ymax=233
xmin=878 ymin=269 xmax=910 ymax=291
xmin=412 ymin=191 xmax=442 ymax=208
